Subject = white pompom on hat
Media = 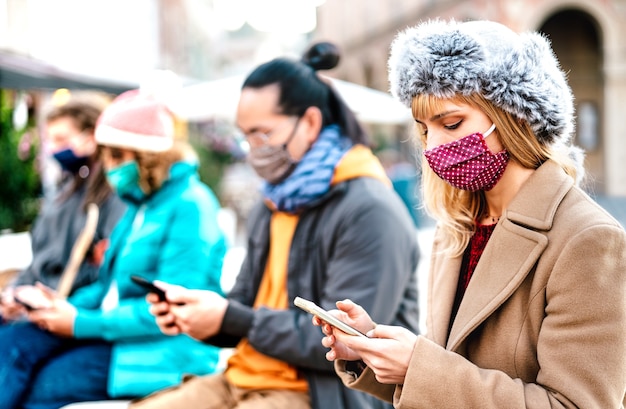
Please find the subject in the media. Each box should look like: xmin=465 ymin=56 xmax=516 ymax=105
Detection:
xmin=95 ymin=89 xmax=174 ymax=152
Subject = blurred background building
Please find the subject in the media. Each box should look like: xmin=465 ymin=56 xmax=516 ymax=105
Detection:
xmin=1 ymin=0 xmax=625 ymax=236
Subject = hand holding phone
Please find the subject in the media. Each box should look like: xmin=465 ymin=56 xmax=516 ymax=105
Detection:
xmin=12 ymin=286 xmax=54 ymax=311
xmin=13 ymin=295 xmax=37 ymax=311
xmin=294 ymin=296 xmax=367 ymax=337
xmin=130 ymin=275 xmax=167 ymax=302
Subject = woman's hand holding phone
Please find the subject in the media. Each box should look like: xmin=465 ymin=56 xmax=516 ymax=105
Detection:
xmin=309 ymin=298 xmax=419 ymax=384
xmin=298 ymin=297 xmax=376 ymax=362
xmin=295 ymin=297 xmax=370 ymax=337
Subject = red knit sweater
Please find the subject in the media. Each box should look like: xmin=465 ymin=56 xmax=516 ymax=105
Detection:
xmin=449 ymin=222 xmax=497 ymax=335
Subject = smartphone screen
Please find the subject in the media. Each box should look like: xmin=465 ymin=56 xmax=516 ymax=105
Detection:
xmin=294 ymin=296 xmax=367 ymax=337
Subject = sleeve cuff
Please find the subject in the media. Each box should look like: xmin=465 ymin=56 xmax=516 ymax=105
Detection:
xmin=219 ymin=299 xmax=254 ymax=338
xmin=334 ymin=359 xmax=396 ymax=403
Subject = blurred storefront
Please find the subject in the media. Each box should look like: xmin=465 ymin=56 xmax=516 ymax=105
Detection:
xmin=0 ymin=51 xmax=136 ymax=94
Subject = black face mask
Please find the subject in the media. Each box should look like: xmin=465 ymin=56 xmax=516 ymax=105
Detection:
xmin=52 ymin=148 xmax=89 ymax=174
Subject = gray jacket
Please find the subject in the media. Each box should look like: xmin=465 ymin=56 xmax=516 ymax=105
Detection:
xmin=12 ymin=181 xmax=125 ymax=294
xmin=207 ymin=177 xmax=420 ymax=409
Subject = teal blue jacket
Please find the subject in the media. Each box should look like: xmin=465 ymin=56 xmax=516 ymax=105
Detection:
xmin=70 ymin=161 xmax=226 ymax=398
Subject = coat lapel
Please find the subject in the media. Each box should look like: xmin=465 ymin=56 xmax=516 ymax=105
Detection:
xmin=445 ymin=161 xmax=574 ymax=351
xmin=447 ymin=222 xmax=547 ymax=350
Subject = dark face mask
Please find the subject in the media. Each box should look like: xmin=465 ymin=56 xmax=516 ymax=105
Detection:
xmin=423 ymin=123 xmax=509 ymax=191
xmin=52 ymin=148 xmax=89 ymax=174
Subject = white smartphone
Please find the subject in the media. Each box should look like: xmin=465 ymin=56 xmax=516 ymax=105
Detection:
xmin=294 ymin=296 xmax=367 ymax=337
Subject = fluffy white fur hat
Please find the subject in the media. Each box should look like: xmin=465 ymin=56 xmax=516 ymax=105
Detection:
xmin=388 ymin=19 xmax=574 ymax=147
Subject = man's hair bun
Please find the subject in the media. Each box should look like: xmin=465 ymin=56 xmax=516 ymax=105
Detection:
xmin=301 ymin=42 xmax=340 ymax=71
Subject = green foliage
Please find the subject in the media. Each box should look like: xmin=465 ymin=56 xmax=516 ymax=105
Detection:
xmin=195 ymin=146 xmax=233 ymax=198
xmin=187 ymin=119 xmax=246 ymax=203
xmin=0 ymin=90 xmax=41 ymax=232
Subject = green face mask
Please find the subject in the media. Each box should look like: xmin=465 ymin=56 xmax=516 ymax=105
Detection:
xmin=106 ymin=160 xmax=144 ymax=202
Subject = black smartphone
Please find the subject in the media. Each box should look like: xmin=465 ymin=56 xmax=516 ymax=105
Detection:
xmin=130 ymin=275 xmax=167 ymax=302
xmin=13 ymin=295 xmax=38 ymax=311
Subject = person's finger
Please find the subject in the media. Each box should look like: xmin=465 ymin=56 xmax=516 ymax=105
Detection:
xmin=335 ymin=299 xmax=370 ymax=323
xmin=367 ymin=324 xmax=408 ymax=339
xmin=27 ymin=309 xmax=49 ymax=330
xmin=321 ymin=322 xmax=334 ymax=336
xmin=321 ymin=334 xmax=336 ymax=348
xmin=326 ymin=349 xmax=337 ymax=361
xmin=1 ymin=288 xmax=14 ymax=303
xmin=152 ymin=280 xmax=174 ymax=289
xmin=27 ymin=309 xmax=44 ymax=321
xmin=161 ymin=287 xmax=192 ymax=305
xmin=334 ymin=328 xmax=372 ymax=351
xmin=335 ymin=298 xmax=357 ymax=315
xmin=313 ymin=315 xmax=336 ymax=330
xmin=312 ymin=318 xmax=334 ymax=335
xmin=146 ymin=293 xmax=162 ymax=305
xmin=34 ymin=282 xmax=57 ymax=299
xmin=0 ymin=296 xmax=16 ymax=308
xmin=159 ymin=322 xmax=181 ymax=336
xmin=155 ymin=312 xmax=178 ymax=330
xmin=152 ymin=280 xmax=187 ymax=294
xmin=149 ymin=301 xmax=170 ymax=317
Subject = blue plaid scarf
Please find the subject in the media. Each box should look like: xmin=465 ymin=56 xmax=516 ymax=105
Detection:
xmin=263 ymin=125 xmax=352 ymax=213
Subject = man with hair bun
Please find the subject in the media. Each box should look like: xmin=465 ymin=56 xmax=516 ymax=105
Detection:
xmin=134 ymin=42 xmax=420 ymax=409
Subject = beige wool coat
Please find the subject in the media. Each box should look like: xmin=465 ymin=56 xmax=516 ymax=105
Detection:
xmin=337 ymin=160 xmax=626 ymax=408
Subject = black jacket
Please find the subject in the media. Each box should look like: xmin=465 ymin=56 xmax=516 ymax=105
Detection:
xmin=207 ymin=177 xmax=420 ymax=409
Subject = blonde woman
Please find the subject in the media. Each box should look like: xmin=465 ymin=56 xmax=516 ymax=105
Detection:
xmin=317 ymin=20 xmax=626 ymax=408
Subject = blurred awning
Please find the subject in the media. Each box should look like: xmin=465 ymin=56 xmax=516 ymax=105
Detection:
xmin=169 ymin=74 xmax=413 ymax=125
xmin=0 ymin=51 xmax=137 ymax=94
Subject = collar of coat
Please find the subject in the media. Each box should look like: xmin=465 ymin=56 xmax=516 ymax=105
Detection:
xmin=428 ymin=160 xmax=575 ymax=349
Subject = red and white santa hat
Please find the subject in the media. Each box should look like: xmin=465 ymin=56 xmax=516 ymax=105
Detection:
xmin=95 ymin=89 xmax=174 ymax=152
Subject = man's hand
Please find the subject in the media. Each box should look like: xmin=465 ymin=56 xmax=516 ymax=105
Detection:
xmin=147 ymin=282 xmax=228 ymax=341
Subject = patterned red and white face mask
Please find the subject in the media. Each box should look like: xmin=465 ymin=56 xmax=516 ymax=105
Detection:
xmin=423 ymin=124 xmax=509 ymax=192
